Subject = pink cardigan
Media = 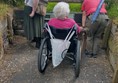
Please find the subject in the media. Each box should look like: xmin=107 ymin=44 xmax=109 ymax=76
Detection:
xmin=48 ymin=18 xmax=81 ymax=33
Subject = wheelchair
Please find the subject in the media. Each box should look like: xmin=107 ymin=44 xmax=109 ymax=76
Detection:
xmin=38 ymin=23 xmax=84 ymax=77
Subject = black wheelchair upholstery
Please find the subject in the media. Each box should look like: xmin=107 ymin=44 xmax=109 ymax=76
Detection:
xmin=46 ymin=25 xmax=78 ymax=53
xmin=49 ymin=25 xmax=77 ymax=40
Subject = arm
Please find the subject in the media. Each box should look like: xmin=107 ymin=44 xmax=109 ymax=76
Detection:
xmin=29 ymin=0 xmax=39 ymax=17
xmin=82 ymin=11 xmax=87 ymax=28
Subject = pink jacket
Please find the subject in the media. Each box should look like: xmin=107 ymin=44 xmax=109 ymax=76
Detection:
xmin=48 ymin=18 xmax=81 ymax=33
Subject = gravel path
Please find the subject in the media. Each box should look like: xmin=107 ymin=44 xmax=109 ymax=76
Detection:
xmin=0 ymin=36 xmax=113 ymax=83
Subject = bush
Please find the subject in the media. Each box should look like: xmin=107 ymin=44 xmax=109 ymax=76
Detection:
xmin=107 ymin=4 xmax=118 ymax=21
xmin=107 ymin=0 xmax=118 ymax=21
xmin=0 ymin=0 xmax=24 ymax=7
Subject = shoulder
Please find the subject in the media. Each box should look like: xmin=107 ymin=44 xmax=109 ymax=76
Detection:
xmin=66 ymin=18 xmax=76 ymax=23
xmin=48 ymin=18 xmax=56 ymax=22
xmin=48 ymin=18 xmax=57 ymax=24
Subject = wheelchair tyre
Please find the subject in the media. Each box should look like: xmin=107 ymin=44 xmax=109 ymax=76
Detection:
xmin=75 ymin=40 xmax=81 ymax=77
xmin=80 ymin=33 xmax=87 ymax=55
xmin=38 ymin=37 xmax=49 ymax=73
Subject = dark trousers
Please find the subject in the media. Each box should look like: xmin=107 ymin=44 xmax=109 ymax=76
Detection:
xmin=85 ymin=14 xmax=109 ymax=54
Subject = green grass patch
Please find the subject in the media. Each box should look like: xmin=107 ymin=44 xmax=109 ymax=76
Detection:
xmin=11 ymin=2 xmax=82 ymax=12
xmin=47 ymin=2 xmax=82 ymax=13
xmin=107 ymin=3 xmax=118 ymax=23
xmin=0 ymin=3 xmax=10 ymax=19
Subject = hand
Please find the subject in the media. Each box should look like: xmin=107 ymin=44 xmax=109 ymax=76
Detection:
xmin=83 ymin=27 xmax=89 ymax=31
xmin=29 ymin=11 xmax=35 ymax=17
xmin=80 ymin=26 xmax=83 ymax=31
xmin=80 ymin=26 xmax=88 ymax=34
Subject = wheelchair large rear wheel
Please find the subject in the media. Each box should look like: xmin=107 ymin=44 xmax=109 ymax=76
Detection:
xmin=75 ymin=40 xmax=81 ymax=77
xmin=38 ymin=37 xmax=49 ymax=73
xmin=80 ymin=32 xmax=87 ymax=55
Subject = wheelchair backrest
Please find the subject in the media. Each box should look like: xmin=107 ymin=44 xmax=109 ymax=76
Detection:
xmin=50 ymin=26 xmax=71 ymax=39
xmin=45 ymin=23 xmax=77 ymax=39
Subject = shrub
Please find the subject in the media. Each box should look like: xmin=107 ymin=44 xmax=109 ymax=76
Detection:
xmin=107 ymin=0 xmax=118 ymax=21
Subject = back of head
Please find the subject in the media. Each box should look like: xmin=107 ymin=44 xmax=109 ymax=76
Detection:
xmin=53 ymin=2 xmax=70 ymax=19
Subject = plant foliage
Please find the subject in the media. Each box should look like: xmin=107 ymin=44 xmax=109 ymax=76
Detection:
xmin=47 ymin=2 xmax=82 ymax=13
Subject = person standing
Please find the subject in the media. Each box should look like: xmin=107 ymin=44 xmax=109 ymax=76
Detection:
xmin=81 ymin=0 xmax=109 ymax=57
xmin=24 ymin=0 xmax=45 ymax=48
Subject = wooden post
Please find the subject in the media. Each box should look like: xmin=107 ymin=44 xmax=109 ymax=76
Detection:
xmin=112 ymin=64 xmax=118 ymax=83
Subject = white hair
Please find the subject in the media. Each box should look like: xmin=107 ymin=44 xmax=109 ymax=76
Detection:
xmin=53 ymin=2 xmax=70 ymax=19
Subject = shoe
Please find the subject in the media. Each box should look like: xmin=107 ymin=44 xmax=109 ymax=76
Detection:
xmin=85 ymin=49 xmax=89 ymax=55
xmin=35 ymin=37 xmax=41 ymax=49
xmin=85 ymin=49 xmax=93 ymax=58
xmin=92 ymin=54 xmax=97 ymax=58
xmin=35 ymin=42 xmax=40 ymax=49
xmin=87 ymin=54 xmax=93 ymax=58
xmin=31 ymin=37 xmax=36 ymax=43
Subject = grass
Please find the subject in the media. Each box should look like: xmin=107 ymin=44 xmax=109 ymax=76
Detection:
xmin=108 ymin=4 xmax=118 ymax=19
xmin=107 ymin=3 xmax=118 ymax=24
xmin=12 ymin=2 xmax=82 ymax=13
xmin=0 ymin=3 xmax=11 ymax=20
xmin=47 ymin=2 xmax=82 ymax=13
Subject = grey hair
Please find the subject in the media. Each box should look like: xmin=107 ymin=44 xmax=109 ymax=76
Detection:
xmin=53 ymin=2 xmax=70 ymax=19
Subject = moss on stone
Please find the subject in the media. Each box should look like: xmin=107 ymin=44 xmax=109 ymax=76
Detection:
xmin=0 ymin=3 xmax=11 ymax=20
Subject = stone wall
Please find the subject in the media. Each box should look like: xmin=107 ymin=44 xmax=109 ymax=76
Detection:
xmin=108 ymin=22 xmax=118 ymax=70
xmin=0 ymin=18 xmax=8 ymax=59
xmin=100 ymin=19 xmax=118 ymax=72
xmin=0 ymin=11 xmax=13 ymax=60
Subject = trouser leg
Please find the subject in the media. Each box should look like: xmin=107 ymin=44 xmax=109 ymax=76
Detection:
xmin=93 ymin=37 xmax=101 ymax=55
xmin=86 ymin=36 xmax=93 ymax=54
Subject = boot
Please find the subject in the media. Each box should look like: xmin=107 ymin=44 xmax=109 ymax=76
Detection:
xmin=35 ymin=37 xmax=41 ymax=49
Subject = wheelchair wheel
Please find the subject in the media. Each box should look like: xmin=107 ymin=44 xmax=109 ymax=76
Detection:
xmin=38 ymin=37 xmax=49 ymax=73
xmin=80 ymin=33 xmax=87 ymax=55
xmin=74 ymin=40 xmax=81 ymax=77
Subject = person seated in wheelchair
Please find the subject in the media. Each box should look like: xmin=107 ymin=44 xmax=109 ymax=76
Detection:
xmin=46 ymin=2 xmax=82 ymax=66
xmin=45 ymin=2 xmax=83 ymax=53
xmin=48 ymin=2 xmax=82 ymax=36
xmin=45 ymin=1 xmax=83 ymax=52
xmin=38 ymin=2 xmax=83 ymax=73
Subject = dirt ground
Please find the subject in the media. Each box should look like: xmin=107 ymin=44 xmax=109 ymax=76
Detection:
xmin=0 ymin=36 xmax=113 ymax=83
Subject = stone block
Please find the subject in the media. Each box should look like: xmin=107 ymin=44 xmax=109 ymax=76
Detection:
xmin=7 ymin=12 xmax=14 ymax=44
xmin=108 ymin=22 xmax=118 ymax=71
xmin=0 ymin=18 xmax=9 ymax=59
